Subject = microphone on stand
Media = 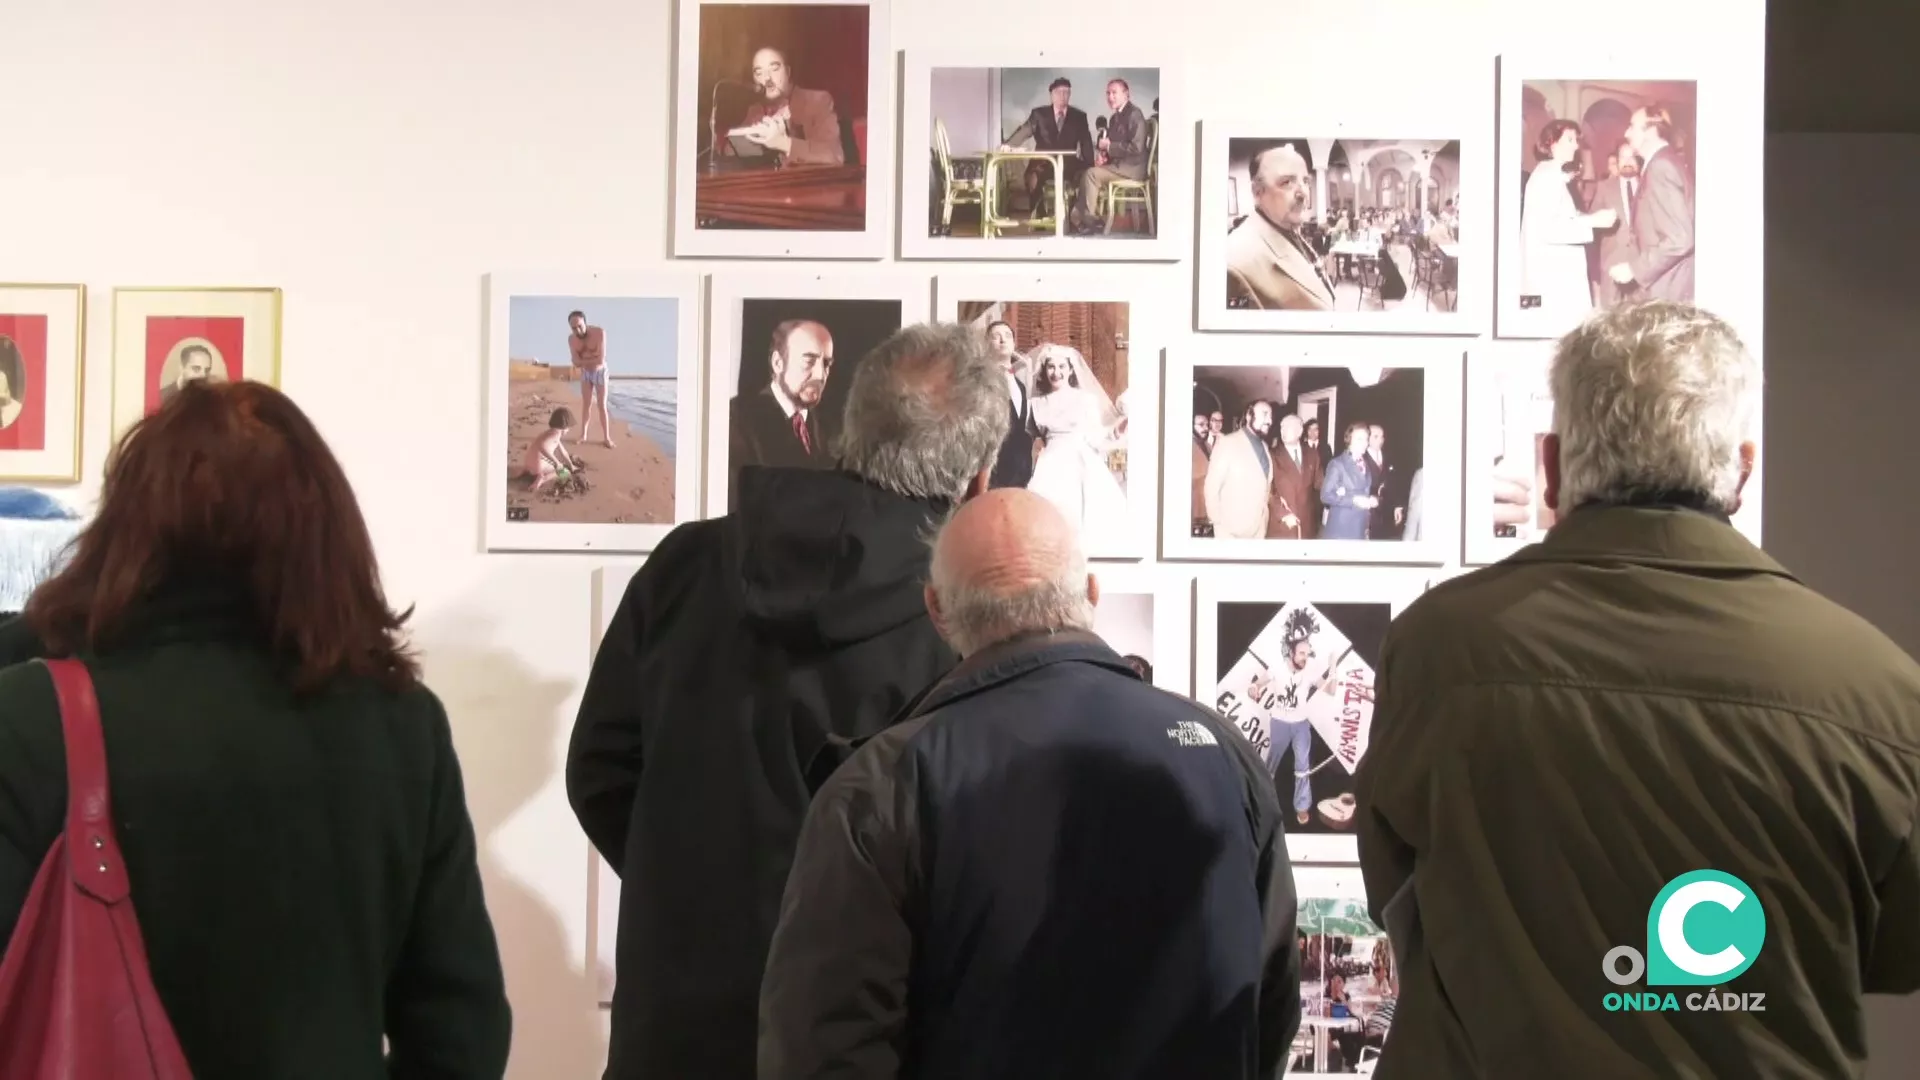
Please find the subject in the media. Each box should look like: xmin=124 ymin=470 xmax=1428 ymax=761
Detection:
xmin=707 ymin=79 xmax=755 ymax=173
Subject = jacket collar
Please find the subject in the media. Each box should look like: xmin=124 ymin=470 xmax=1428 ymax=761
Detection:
xmin=1505 ymin=504 xmax=1795 ymax=580
xmin=908 ymin=629 xmax=1138 ymax=720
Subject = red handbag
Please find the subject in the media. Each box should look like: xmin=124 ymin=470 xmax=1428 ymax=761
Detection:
xmin=0 ymin=658 xmax=193 ymax=1078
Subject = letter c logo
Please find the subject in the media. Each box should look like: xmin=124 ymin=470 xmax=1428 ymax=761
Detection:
xmin=1646 ymin=870 xmax=1766 ymax=987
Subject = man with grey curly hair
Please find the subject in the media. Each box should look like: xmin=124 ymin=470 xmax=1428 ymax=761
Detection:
xmin=1354 ymin=299 xmax=1920 ymax=1079
xmin=762 ymin=489 xmax=1301 ymax=1077
xmin=569 ymin=321 xmax=1008 ymax=1080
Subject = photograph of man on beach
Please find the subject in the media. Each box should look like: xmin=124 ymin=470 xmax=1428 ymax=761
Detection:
xmin=503 ymin=294 xmax=682 ymax=526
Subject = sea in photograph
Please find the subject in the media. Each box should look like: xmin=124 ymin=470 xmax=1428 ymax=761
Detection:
xmin=582 ymin=377 xmax=676 ymax=458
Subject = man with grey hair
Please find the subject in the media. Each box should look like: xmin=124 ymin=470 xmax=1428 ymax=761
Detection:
xmin=1225 ymin=142 xmax=1336 ymax=311
xmin=1354 ymin=300 xmax=1920 ymax=1078
xmin=760 ymin=488 xmax=1302 ymax=1079
xmin=568 ymin=321 xmax=1008 ymax=1080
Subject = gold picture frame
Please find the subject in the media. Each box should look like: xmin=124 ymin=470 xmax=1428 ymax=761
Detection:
xmin=0 ymin=282 xmax=88 ymax=484
xmin=109 ymin=286 xmax=283 ymax=441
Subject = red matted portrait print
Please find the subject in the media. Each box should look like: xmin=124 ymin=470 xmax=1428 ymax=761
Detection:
xmin=143 ymin=316 xmax=246 ymax=415
xmin=0 ymin=314 xmax=50 ymax=452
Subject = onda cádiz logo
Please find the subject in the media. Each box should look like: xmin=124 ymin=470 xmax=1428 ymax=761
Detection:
xmin=1602 ymin=870 xmax=1768 ymax=1014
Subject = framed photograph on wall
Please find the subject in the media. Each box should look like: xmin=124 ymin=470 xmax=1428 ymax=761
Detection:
xmin=1195 ymin=568 xmax=1424 ymax=864
xmin=1464 ymin=342 xmax=1555 ymax=565
xmin=483 ymin=273 xmax=703 ymax=554
xmin=900 ymin=50 xmax=1185 ymax=262
xmin=1463 ymin=340 xmax=1762 ymax=562
xmin=0 ymin=283 xmax=86 ymax=483
xmin=1197 ymin=122 xmax=1481 ymax=335
xmin=672 ymin=0 xmax=893 ymax=260
xmin=1289 ymin=865 xmax=1394 ymax=1077
xmin=1497 ymin=58 xmax=1703 ymax=339
xmin=588 ymin=562 xmax=644 ymax=1006
xmin=706 ymin=271 xmax=929 ymax=514
xmin=1087 ymin=563 xmax=1193 ymax=697
xmin=110 ymin=286 xmax=281 ymax=442
xmin=936 ymin=273 xmax=1158 ymax=559
xmin=1164 ymin=339 xmax=1460 ymax=565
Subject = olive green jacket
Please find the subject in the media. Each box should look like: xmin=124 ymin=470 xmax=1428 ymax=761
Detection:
xmin=1356 ymin=505 xmax=1920 ymax=1079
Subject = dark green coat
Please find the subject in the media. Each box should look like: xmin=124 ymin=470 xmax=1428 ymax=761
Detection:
xmin=0 ymin=585 xmax=511 ymax=1078
xmin=1357 ymin=505 xmax=1920 ymax=1079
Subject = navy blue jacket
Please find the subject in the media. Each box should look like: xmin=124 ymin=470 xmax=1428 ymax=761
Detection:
xmin=759 ymin=632 xmax=1301 ymax=1079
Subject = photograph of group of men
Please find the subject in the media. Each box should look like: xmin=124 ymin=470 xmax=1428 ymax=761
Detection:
xmin=1191 ymin=366 xmax=1426 ymax=543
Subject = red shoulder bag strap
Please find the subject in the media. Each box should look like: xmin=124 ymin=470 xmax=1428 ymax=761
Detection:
xmin=45 ymin=660 xmax=134 ymax=902
xmin=42 ymin=658 xmax=193 ymax=1077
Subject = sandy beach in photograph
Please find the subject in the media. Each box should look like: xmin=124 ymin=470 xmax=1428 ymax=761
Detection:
xmin=504 ymin=378 xmax=673 ymax=525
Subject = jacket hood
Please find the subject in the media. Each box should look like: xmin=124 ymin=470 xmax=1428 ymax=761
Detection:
xmin=724 ymin=466 xmax=950 ymax=648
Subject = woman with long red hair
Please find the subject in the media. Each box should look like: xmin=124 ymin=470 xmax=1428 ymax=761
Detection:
xmin=0 ymin=381 xmax=511 ymax=1077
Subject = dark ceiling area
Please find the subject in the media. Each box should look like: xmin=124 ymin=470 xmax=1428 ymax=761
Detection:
xmin=1769 ymin=0 xmax=1920 ymax=133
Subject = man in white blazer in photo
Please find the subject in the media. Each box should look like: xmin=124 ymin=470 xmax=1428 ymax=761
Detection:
xmin=1203 ymin=400 xmax=1277 ymax=539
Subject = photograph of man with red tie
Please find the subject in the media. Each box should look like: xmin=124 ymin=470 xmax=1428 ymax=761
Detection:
xmin=729 ymin=318 xmax=834 ymax=507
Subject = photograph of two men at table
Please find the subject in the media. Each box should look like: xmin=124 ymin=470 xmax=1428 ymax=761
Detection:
xmin=927 ymin=66 xmax=1162 ymax=239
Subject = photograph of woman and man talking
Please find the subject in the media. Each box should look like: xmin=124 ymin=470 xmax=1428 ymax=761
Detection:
xmin=1517 ymin=80 xmax=1698 ymax=322
xmin=966 ymin=301 xmax=1131 ymax=538
xmin=1192 ymin=366 xmax=1425 ymax=543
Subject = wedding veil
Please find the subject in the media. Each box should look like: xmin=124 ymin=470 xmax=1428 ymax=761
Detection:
xmin=1031 ymin=343 xmax=1122 ymax=431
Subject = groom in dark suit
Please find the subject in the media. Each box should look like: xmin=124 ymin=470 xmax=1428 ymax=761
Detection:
xmin=728 ymin=319 xmax=835 ymax=509
xmin=989 ymin=326 xmax=1035 ymax=489
xmin=1000 ymin=77 xmax=1096 ymax=218
xmin=1607 ymin=103 xmax=1695 ymax=303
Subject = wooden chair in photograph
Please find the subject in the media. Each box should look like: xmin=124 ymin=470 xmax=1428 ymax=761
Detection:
xmin=932 ymin=118 xmax=984 ymax=236
xmin=1102 ymin=117 xmax=1158 ymax=235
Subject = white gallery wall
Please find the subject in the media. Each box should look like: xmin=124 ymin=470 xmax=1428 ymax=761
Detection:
xmin=8 ymin=1 xmax=1764 ymax=1076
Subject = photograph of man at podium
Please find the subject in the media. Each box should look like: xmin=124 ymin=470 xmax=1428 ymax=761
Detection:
xmin=688 ymin=2 xmax=872 ymax=235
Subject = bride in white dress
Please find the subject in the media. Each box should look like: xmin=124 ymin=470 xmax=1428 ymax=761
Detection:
xmin=1025 ymin=343 xmax=1129 ymax=539
xmin=1520 ymin=119 xmax=1617 ymax=321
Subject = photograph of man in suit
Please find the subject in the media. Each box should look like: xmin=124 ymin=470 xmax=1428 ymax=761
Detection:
xmin=1606 ymin=104 xmax=1694 ymax=302
xmin=986 ymin=320 xmax=1035 ymax=489
xmin=1074 ymin=79 xmax=1150 ymax=235
xmin=1191 ymin=412 xmax=1215 ymax=533
xmin=1365 ymin=424 xmax=1403 ymax=540
xmin=1319 ymin=422 xmax=1378 ymax=540
xmin=1269 ymin=413 xmax=1314 ymax=540
xmin=731 ymin=46 xmax=846 ymax=166
xmin=1202 ymin=400 xmax=1275 ymax=540
xmin=1225 ymin=144 xmax=1337 ymax=311
xmin=999 ymin=77 xmax=1095 ymax=221
xmin=160 ymin=342 xmax=224 ymax=406
xmin=1588 ymin=141 xmax=1641 ymax=306
xmin=728 ymin=319 xmax=835 ymax=503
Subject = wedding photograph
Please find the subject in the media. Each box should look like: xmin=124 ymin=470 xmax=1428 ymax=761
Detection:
xmin=110 ymin=286 xmax=281 ymax=441
xmin=0 ymin=283 xmax=85 ymax=482
xmin=1498 ymin=68 xmax=1699 ymax=338
xmin=673 ymin=0 xmax=892 ymax=258
xmin=706 ymin=273 xmax=929 ymax=513
xmin=1195 ymin=571 xmax=1422 ymax=863
xmin=901 ymin=52 xmax=1184 ymax=261
xmin=484 ymin=273 xmax=703 ymax=553
xmin=1289 ymin=866 xmax=1394 ymax=1077
xmin=1167 ymin=342 xmax=1458 ymax=565
xmin=1197 ymin=125 xmax=1478 ymax=335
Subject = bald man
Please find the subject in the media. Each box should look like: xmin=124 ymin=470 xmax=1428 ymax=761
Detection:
xmin=1226 ymin=144 xmax=1337 ymax=311
xmin=728 ymin=318 xmax=836 ymax=509
xmin=761 ymin=489 xmax=1302 ymax=1080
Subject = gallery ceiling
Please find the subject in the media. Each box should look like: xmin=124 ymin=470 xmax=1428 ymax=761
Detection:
xmin=1769 ymin=0 xmax=1920 ymax=133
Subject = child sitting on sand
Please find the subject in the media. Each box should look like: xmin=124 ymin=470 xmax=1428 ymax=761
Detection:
xmin=521 ymin=407 xmax=582 ymax=491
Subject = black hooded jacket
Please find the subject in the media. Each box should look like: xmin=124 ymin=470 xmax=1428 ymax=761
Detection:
xmin=566 ymin=465 xmax=959 ymax=1080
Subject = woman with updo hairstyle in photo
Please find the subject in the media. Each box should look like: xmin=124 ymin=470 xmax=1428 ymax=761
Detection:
xmin=0 ymin=380 xmax=512 ymax=1078
xmin=1520 ymin=116 xmax=1618 ymax=319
